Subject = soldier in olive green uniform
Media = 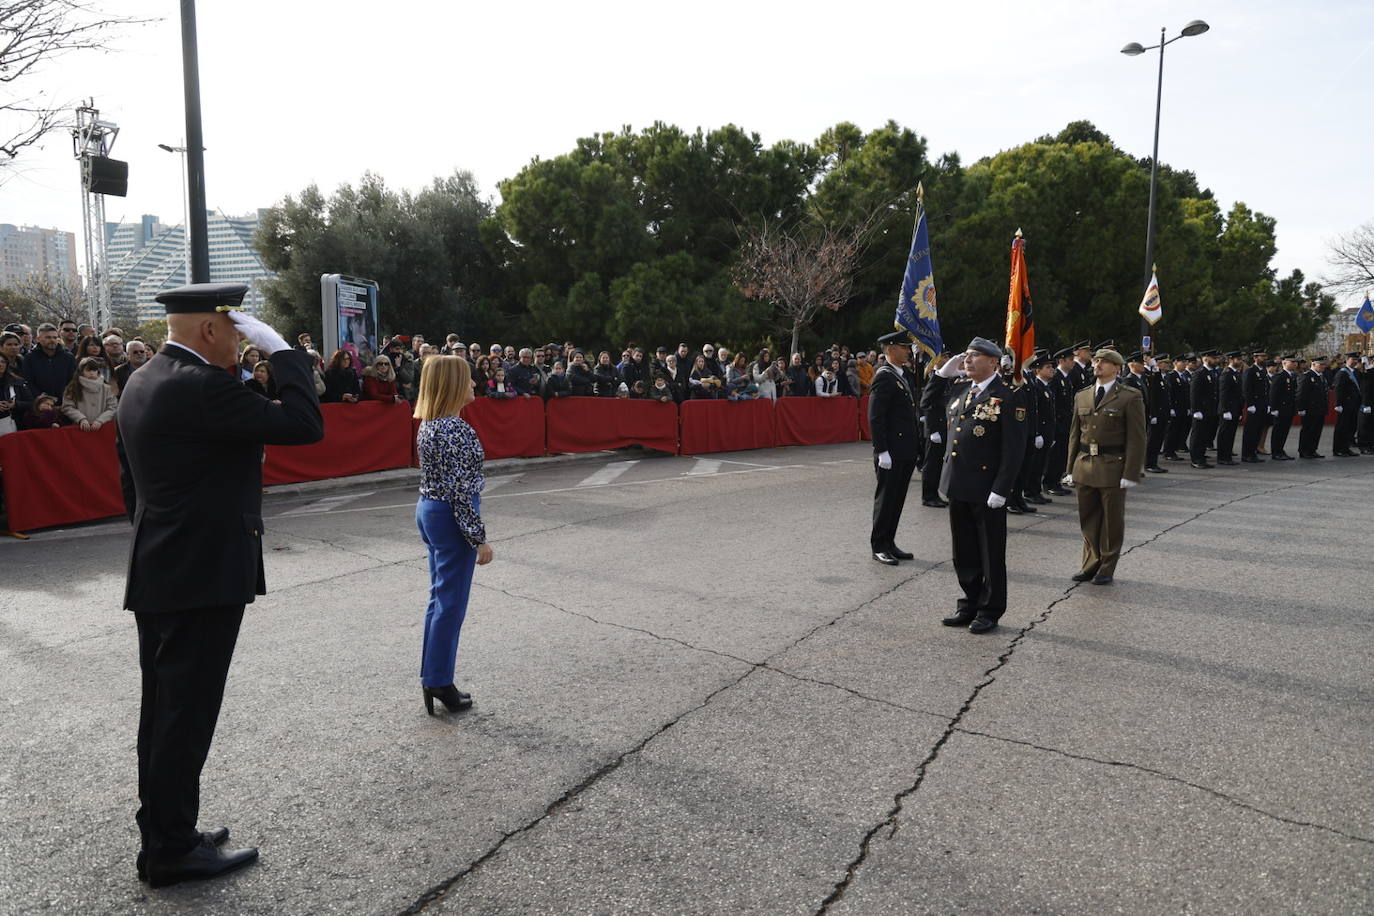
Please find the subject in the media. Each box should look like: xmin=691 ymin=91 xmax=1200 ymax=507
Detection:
xmin=1064 ymin=348 xmax=1147 ymax=584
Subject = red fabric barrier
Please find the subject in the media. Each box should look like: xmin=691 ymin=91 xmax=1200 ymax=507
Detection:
xmin=263 ymin=400 xmax=413 ymax=485
xmin=546 ymin=397 xmax=678 ymax=454
xmin=462 ymin=396 xmax=547 ymax=460
xmin=858 ymin=396 xmax=871 ymax=441
xmin=679 ymin=398 xmax=775 ymax=454
xmin=0 ymin=423 xmax=125 ymax=531
xmin=774 ymin=396 xmax=861 ymax=447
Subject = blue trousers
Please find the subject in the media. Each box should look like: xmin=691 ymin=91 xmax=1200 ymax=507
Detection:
xmin=416 ymin=496 xmax=478 ymax=687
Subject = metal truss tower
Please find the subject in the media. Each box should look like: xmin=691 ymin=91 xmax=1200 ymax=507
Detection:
xmin=72 ymin=101 xmax=119 ymax=332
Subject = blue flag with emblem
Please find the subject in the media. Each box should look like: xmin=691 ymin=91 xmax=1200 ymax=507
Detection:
xmin=895 ymin=184 xmax=944 ymax=358
xmin=1356 ymin=294 xmax=1374 ymax=333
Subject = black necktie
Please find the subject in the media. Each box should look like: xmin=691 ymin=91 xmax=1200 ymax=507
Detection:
xmin=1094 ymin=386 xmax=1104 ymax=407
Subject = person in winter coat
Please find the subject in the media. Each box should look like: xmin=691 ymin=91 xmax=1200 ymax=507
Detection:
xmin=304 ymin=349 xmax=327 ymax=397
xmin=322 ymin=350 xmax=362 ymax=403
xmin=567 ymin=352 xmax=596 ymax=396
xmin=846 ymin=359 xmax=862 ymax=399
xmin=750 ymin=351 xmax=776 ymax=401
xmin=22 ymin=393 xmax=63 ymax=430
xmin=545 ymin=362 xmax=572 ymax=398
xmin=363 ymin=356 xmax=405 ymax=402
xmin=592 ymin=352 xmax=621 ymax=397
xmin=486 ymin=367 xmax=515 ymax=399
xmin=0 ymin=352 xmax=35 ymax=436
xmin=785 ymin=353 xmax=812 ymax=397
xmin=243 ymin=360 xmax=278 ymax=400
xmin=61 ymin=356 xmax=119 ymax=430
xmin=689 ymin=355 xmax=723 ymax=399
xmin=647 ymin=372 xmax=675 ymax=402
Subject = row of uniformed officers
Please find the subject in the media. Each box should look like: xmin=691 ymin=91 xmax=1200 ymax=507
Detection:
xmin=868 ymin=332 xmax=1368 ymax=635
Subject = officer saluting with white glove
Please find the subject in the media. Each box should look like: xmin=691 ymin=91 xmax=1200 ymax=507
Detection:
xmin=868 ymin=330 xmax=920 ymax=565
xmin=116 ymin=283 xmax=323 ymax=888
xmin=935 ymin=337 xmax=1029 ymax=633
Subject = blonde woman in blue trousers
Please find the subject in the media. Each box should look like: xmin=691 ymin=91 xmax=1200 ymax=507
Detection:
xmin=414 ymin=356 xmax=494 ymax=714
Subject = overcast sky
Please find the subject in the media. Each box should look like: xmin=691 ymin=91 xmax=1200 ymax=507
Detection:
xmin=4 ymin=0 xmax=1370 ymax=305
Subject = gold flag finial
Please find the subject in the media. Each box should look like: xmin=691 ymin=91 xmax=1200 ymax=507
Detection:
xmin=1152 ymin=262 xmax=1159 ymax=272
xmin=916 ymin=182 xmax=924 ymax=203
xmin=1014 ymin=227 xmax=1023 ymax=239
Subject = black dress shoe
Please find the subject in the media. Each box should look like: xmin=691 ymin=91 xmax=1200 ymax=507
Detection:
xmin=968 ymin=617 xmax=998 ymax=634
xmin=145 ymin=837 xmax=258 ymax=888
xmin=889 ymin=547 xmax=915 ymax=560
xmin=138 ymin=828 xmax=230 ymax=881
xmin=921 ymin=498 xmax=949 ymax=508
xmin=872 ymin=551 xmax=899 ymax=566
xmin=1006 ymin=504 xmax=1023 ymax=514
xmin=1145 ymin=465 xmax=1168 ymax=473
xmin=1025 ymin=494 xmax=1050 ymax=505
xmin=1045 ymin=487 xmax=1069 ymax=496
xmin=1190 ymin=462 xmax=1214 ymax=469
xmin=1162 ymin=453 xmax=1181 ymax=461
xmin=1091 ymin=575 xmax=1114 ymax=585
xmin=1241 ymin=456 xmax=1260 ymax=463
xmin=1217 ymin=458 xmax=1237 ymax=466
xmin=1071 ymin=571 xmax=1096 ymax=582
xmin=1334 ymin=450 xmax=1356 ymax=457
xmin=941 ymin=611 xmax=976 ymax=627
xmin=423 ymin=684 xmax=473 ymax=714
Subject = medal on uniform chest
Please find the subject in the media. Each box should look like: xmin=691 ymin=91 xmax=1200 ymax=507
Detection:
xmin=973 ymin=425 xmax=986 ymax=437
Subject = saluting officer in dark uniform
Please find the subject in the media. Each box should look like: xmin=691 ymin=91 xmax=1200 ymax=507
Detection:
xmin=868 ymin=331 xmax=920 ymax=564
xmin=1215 ymin=351 xmax=1246 ymax=465
xmin=1268 ymin=355 xmax=1299 ymax=460
xmin=1188 ymin=350 xmax=1219 ymax=469
xmin=1241 ymin=349 xmax=1270 ymax=462
xmin=1144 ymin=354 xmax=1172 ymax=473
xmin=116 ymin=284 xmax=324 ymax=887
xmin=1296 ymin=355 xmax=1329 ymax=458
xmin=1332 ymin=353 xmax=1363 ymax=457
xmin=934 ymin=337 xmax=1029 ymax=634
xmin=1043 ymin=348 xmax=1075 ymax=495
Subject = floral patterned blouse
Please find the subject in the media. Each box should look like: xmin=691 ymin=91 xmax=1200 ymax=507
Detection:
xmin=417 ymin=415 xmax=486 ymax=547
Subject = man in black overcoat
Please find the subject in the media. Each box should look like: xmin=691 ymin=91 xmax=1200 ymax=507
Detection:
xmin=919 ymin=353 xmax=953 ymax=508
xmin=1331 ymin=353 xmax=1363 ymax=457
xmin=1215 ymin=351 xmax=1246 ymax=465
xmin=1144 ymin=354 xmax=1173 ymax=473
xmin=116 ymin=283 xmax=323 ymax=887
xmin=1188 ymin=350 xmax=1219 ymax=469
xmin=1043 ymin=348 xmax=1075 ymax=494
xmin=1296 ymin=355 xmax=1329 ymax=458
xmin=1268 ymin=355 xmax=1299 ymax=460
xmin=934 ymin=337 xmax=1029 ymax=634
xmin=1241 ymin=350 xmax=1270 ymax=462
xmin=868 ymin=331 xmax=920 ymax=564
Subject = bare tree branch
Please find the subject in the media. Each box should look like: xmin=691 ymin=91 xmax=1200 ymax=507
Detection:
xmin=1323 ymin=221 xmax=1374 ymax=298
xmin=733 ymin=209 xmax=884 ymax=356
xmin=0 ymin=1 xmax=154 ymax=170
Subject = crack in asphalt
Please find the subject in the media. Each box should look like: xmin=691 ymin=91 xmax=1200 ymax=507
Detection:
xmin=953 ymin=727 xmax=1374 ymax=846
xmin=403 ymin=560 xmax=944 ymax=912
xmin=813 ymin=466 xmax=1367 ymax=913
xmin=398 ymin=664 xmax=764 ymax=915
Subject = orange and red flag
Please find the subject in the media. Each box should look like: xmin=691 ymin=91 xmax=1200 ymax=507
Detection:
xmin=1004 ymin=230 xmax=1035 ymax=369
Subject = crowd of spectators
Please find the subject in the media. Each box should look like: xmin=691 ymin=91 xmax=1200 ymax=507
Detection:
xmin=1 ymin=317 xmax=897 ymax=439
xmin=1 ymin=319 xmax=153 ymax=435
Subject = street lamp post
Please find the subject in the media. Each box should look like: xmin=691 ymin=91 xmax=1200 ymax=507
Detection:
xmin=1122 ymin=19 xmax=1210 ymax=351
xmin=157 ymin=142 xmax=192 ymax=283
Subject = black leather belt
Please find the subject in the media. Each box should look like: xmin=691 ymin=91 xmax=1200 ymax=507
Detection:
xmin=1080 ymin=444 xmax=1124 ymax=455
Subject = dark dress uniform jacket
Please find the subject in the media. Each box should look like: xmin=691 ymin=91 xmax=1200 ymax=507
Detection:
xmin=868 ymin=364 xmax=919 ymax=460
xmin=1242 ymin=365 xmax=1269 ymax=413
xmin=1146 ymin=371 xmax=1171 ymax=422
xmin=117 ymin=346 xmax=324 ymax=612
xmin=1296 ymin=369 xmax=1328 ymax=415
xmin=1334 ymin=368 xmax=1362 ymax=411
xmin=1269 ymin=370 xmax=1297 ymax=414
xmin=1189 ymin=366 xmax=1218 ymax=418
xmin=1218 ymin=367 xmax=1244 ymax=416
xmin=939 ymin=375 xmax=1028 ymax=501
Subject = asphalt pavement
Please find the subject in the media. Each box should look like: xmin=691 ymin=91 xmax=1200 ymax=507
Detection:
xmin=1 ymin=429 xmax=1370 ymax=915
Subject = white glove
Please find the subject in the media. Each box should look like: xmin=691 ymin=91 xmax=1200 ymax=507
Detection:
xmin=877 ymin=450 xmax=892 ymax=470
xmin=1150 ymin=417 xmax=1157 ymax=425
xmin=986 ymin=492 xmax=1006 ymax=509
xmin=1298 ymin=410 xmax=1306 ymax=417
xmin=1169 ymin=409 xmax=1176 ymax=417
xmin=1247 ymin=405 xmax=1256 ymax=414
xmin=1062 ymin=474 xmax=1074 ymax=486
xmin=1223 ymin=412 xmax=1233 ymax=421
xmin=930 ymin=431 xmax=942 ymax=444
xmin=1335 ymin=405 xmax=1343 ymax=413
xmin=228 ymin=311 xmax=291 ymax=356
xmin=1363 ymin=406 xmax=1372 ymax=414
xmin=1120 ymin=478 xmax=1138 ymax=489
xmin=1192 ymin=411 xmax=1203 ymax=420
xmin=1034 ymin=435 xmax=1044 ymax=449
xmin=1269 ymin=409 xmax=1279 ymax=417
